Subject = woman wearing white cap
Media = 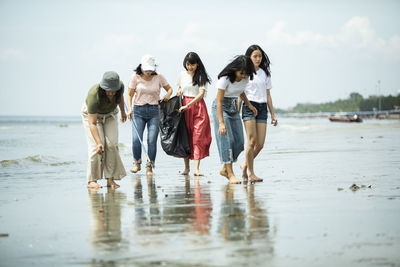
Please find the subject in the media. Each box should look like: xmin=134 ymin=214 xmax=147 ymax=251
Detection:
xmin=82 ymin=71 xmax=127 ymax=189
xmin=127 ymin=55 xmax=173 ymax=175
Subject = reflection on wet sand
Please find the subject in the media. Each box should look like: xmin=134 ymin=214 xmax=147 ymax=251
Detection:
xmin=132 ymin=176 xmax=213 ymax=236
xmin=87 ymin=176 xmax=273 ymax=265
xmin=88 ymin=188 xmax=128 ymax=252
xmin=245 ymin=184 xmax=270 ymax=240
xmin=219 ymin=183 xmax=274 ymax=260
xmin=192 ymin=178 xmax=213 ymax=234
xmin=132 ymin=176 xmax=162 ymax=237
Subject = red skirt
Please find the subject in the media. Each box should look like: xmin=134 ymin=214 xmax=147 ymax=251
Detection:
xmin=182 ymin=96 xmax=212 ymax=160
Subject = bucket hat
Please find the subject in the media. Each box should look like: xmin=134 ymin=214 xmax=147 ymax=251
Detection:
xmin=141 ymin=54 xmax=156 ymax=72
xmin=100 ymin=71 xmax=121 ymax=91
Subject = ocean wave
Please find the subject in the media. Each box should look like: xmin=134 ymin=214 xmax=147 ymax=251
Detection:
xmin=0 ymin=155 xmax=76 ymax=167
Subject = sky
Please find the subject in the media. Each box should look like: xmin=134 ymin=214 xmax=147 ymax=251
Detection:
xmin=0 ymin=0 xmax=399 ymax=116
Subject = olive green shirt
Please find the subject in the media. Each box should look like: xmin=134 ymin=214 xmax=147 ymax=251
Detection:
xmin=85 ymin=83 xmax=124 ymax=114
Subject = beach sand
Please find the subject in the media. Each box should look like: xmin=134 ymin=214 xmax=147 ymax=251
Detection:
xmin=0 ymin=117 xmax=399 ymax=266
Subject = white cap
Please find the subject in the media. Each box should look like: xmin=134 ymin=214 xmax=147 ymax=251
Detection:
xmin=141 ymin=54 xmax=156 ymax=71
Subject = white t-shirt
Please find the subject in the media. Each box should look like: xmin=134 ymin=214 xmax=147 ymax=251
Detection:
xmin=244 ymin=68 xmax=272 ymax=103
xmin=216 ymin=76 xmax=249 ymax=98
xmin=176 ymin=71 xmax=207 ymax=97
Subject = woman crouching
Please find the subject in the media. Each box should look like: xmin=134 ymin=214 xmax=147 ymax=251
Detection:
xmin=82 ymin=71 xmax=127 ymax=189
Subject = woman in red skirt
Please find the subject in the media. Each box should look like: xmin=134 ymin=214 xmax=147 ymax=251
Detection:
xmin=177 ymin=52 xmax=212 ymax=176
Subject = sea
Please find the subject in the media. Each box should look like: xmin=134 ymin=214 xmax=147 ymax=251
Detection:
xmin=0 ymin=115 xmax=399 ymax=266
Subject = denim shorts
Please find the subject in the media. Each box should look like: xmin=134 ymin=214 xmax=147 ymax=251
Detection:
xmin=242 ymin=101 xmax=268 ymax=123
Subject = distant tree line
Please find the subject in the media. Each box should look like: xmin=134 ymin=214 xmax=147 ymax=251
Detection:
xmin=282 ymin=92 xmax=400 ymax=113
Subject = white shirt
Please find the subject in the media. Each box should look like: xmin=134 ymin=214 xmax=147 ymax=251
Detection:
xmin=216 ymin=76 xmax=249 ymax=98
xmin=176 ymin=71 xmax=207 ymax=97
xmin=244 ymin=68 xmax=272 ymax=103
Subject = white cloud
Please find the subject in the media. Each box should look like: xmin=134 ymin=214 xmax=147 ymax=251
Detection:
xmin=265 ymin=17 xmax=400 ymax=60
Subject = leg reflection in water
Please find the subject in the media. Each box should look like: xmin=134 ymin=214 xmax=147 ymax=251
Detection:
xmin=88 ymin=188 xmax=128 ymax=252
xmin=132 ymin=176 xmax=162 ymax=236
xmin=219 ymin=184 xmax=247 ymax=241
xmin=219 ymin=184 xmax=273 ymax=245
xmin=192 ymin=177 xmax=213 ymax=234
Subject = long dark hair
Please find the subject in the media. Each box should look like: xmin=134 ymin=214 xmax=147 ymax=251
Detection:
xmin=98 ymin=86 xmax=123 ymax=104
xmin=245 ymin=44 xmax=271 ymax=77
xmin=218 ymin=55 xmax=255 ymax=83
xmin=183 ymin=52 xmax=211 ymax=87
xmin=134 ymin=64 xmax=157 ymax=76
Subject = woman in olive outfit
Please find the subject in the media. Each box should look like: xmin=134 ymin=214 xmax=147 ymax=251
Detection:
xmin=82 ymin=71 xmax=127 ymax=189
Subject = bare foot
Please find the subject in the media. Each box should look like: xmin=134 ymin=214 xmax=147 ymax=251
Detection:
xmin=130 ymin=164 xmax=141 ymax=173
xmin=107 ymin=179 xmax=120 ymax=189
xmin=227 ymin=175 xmax=241 ymax=184
xmin=249 ymin=174 xmax=263 ymax=183
xmin=194 ymin=171 xmax=204 ymax=176
xmin=181 ymin=168 xmax=190 ymax=175
xmin=240 ymin=163 xmax=248 ymax=179
xmin=88 ymin=181 xmax=102 ymax=189
xmin=146 ymin=167 xmax=153 ymax=176
xmin=219 ymin=167 xmax=228 ymax=178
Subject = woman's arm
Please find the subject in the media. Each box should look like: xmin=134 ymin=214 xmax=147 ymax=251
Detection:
xmin=118 ymin=95 xmax=127 ymax=123
xmin=88 ymin=113 xmax=104 ymax=154
xmin=127 ymin=88 xmax=135 ymax=120
xmin=216 ymin=89 xmax=227 ymax=136
xmin=240 ymin=92 xmax=258 ymax=117
xmin=176 ymin=86 xmax=183 ymax=96
xmin=267 ymin=89 xmax=278 ymax=126
xmin=161 ymin=84 xmax=173 ymax=102
xmin=179 ymin=89 xmax=206 ymax=112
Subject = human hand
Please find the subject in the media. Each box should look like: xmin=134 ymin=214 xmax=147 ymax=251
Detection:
xmin=161 ymin=94 xmax=170 ymax=102
xmin=218 ymin=123 xmax=227 ymax=136
xmin=96 ymin=144 xmax=104 ymax=155
xmin=176 ymin=89 xmax=182 ymax=96
xmin=120 ymin=112 xmax=127 ymax=123
xmin=179 ymin=105 xmax=188 ymax=112
xmin=250 ymin=105 xmax=258 ymax=117
xmin=271 ymin=115 xmax=278 ymax=126
xmin=127 ymin=110 xmax=133 ymax=120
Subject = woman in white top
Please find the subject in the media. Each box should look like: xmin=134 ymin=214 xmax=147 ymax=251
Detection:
xmin=239 ymin=45 xmax=278 ymax=182
xmin=212 ymin=55 xmax=258 ymax=184
xmin=177 ymin=52 xmax=212 ymax=176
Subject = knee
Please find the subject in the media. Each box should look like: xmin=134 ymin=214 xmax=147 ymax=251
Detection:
xmin=247 ymin=138 xmax=256 ymax=149
xmin=254 ymin=143 xmax=264 ymax=152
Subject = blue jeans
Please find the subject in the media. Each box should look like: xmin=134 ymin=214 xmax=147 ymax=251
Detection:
xmin=212 ymin=98 xmax=244 ymax=164
xmin=132 ymin=104 xmax=160 ymax=165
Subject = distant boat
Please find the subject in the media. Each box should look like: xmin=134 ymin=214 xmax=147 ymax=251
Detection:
xmin=329 ymin=114 xmax=363 ymax=123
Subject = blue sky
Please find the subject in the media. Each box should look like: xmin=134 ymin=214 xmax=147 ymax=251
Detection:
xmin=1 ymin=0 xmax=399 ymax=115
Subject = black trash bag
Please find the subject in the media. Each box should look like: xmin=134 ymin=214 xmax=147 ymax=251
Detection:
xmin=159 ymin=96 xmax=191 ymax=157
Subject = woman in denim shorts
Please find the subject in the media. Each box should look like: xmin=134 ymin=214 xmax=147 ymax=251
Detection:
xmin=126 ymin=55 xmax=173 ymax=175
xmin=239 ymin=45 xmax=278 ymax=182
xmin=212 ymin=55 xmax=258 ymax=184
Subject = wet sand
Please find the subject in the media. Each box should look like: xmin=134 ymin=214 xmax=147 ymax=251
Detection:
xmin=0 ymin=118 xmax=399 ymax=266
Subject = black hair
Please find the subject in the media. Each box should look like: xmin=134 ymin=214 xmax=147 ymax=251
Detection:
xmin=183 ymin=52 xmax=211 ymax=87
xmin=217 ymin=55 xmax=255 ymax=83
xmin=134 ymin=64 xmax=157 ymax=76
xmin=98 ymin=86 xmax=123 ymax=104
xmin=245 ymin=44 xmax=271 ymax=77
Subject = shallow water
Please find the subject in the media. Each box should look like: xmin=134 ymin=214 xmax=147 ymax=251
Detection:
xmin=0 ymin=116 xmax=399 ymax=266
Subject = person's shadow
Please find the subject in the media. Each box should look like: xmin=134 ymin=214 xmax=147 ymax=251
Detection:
xmin=87 ymin=188 xmax=127 ymax=251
